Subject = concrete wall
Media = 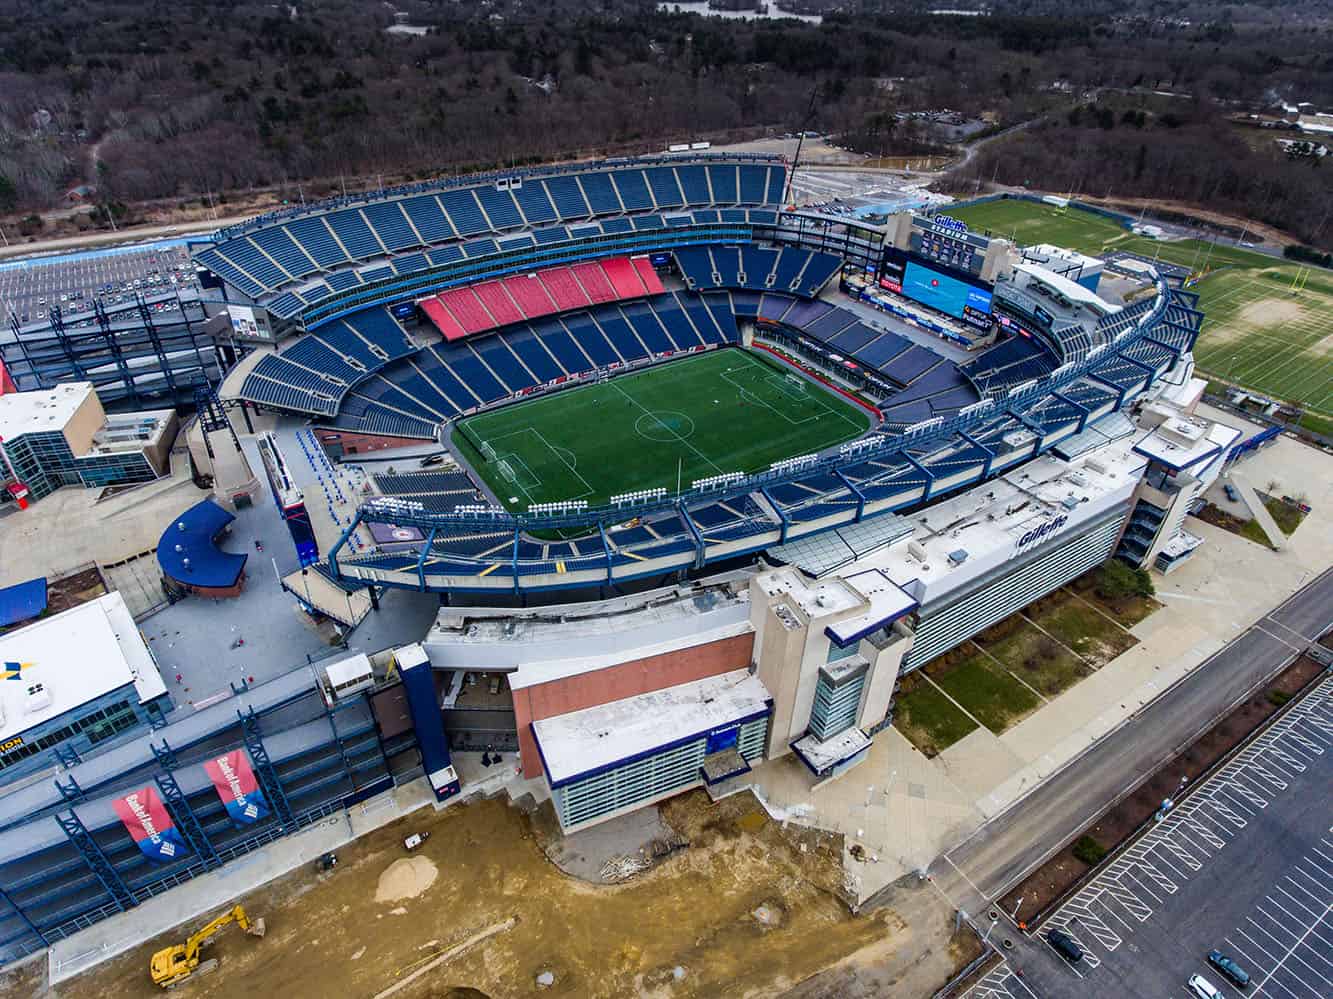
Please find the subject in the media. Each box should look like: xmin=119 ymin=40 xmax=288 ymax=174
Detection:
xmin=512 ymin=631 xmax=754 ymax=779
xmin=63 ymin=389 xmax=105 ymax=457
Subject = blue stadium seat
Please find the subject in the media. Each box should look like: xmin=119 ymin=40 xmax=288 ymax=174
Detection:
xmin=679 ymin=297 xmax=727 ymax=345
xmin=738 ymin=165 xmax=767 ymax=204
xmin=473 ymin=186 xmax=523 ymax=230
xmin=326 ymin=211 xmax=383 ymax=260
xmin=342 ymin=308 xmax=413 ymax=359
xmin=438 ymin=189 xmax=488 ymax=236
xmin=621 ymin=301 xmax=674 ymax=354
xmin=400 ymin=195 xmax=454 ymax=243
xmin=514 ymin=182 xmax=558 ymax=224
xmin=326 ymin=270 xmax=362 ymax=292
xmin=610 ymin=170 xmax=652 ymax=211
xmin=577 ymin=171 xmax=622 ymax=214
xmin=674 ymin=165 xmax=711 ymax=205
xmin=562 ymin=314 xmax=623 ymax=366
xmin=195 ymin=249 xmax=265 ymax=298
xmin=532 ymin=320 xmax=594 ymax=373
xmin=284 ymin=217 xmax=347 ymax=268
xmin=362 ymin=201 xmax=420 ymax=252
xmin=771 ymin=249 xmax=806 ymax=291
xmin=707 ymin=164 xmax=739 ymax=204
xmin=501 ymin=327 xmax=565 ymax=381
xmin=470 ymin=340 xmax=536 ymax=394
xmin=827 ymin=322 xmax=880 ymax=354
xmin=654 ymin=302 xmax=704 ymax=350
xmin=854 ymin=333 xmax=912 ymax=370
xmin=584 ymin=313 xmax=644 ymax=363
xmin=217 ymin=239 xmax=286 ymax=290
xmin=543 ymin=175 xmax=591 ymax=219
xmin=251 ymin=228 xmax=316 ymax=281
xmin=437 ymin=350 xmax=508 ymax=403
xmin=283 ymin=336 xmax=363 ymax=383
xmin=645 ymin=167 xmax=685 ymax=208
xmin=419 ymin=348 xmax=485 ymax=407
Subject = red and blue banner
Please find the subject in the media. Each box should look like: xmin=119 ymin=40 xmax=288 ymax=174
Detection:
xmin=203 ymin=750 xmax=270 ymax=825
xmin=112 ymin=786 xmax=189 ymax=862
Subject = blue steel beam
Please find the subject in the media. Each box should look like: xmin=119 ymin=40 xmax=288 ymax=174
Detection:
xmin=239 ymin=708 xmax=295 ymax=829
xmin=416 ymin=527 xmax=437 ymax=591
xmin=54 ymin=811 xmax=136 ymax=913
xmin=1050 ymin=391 xmax=1090 ymax=433
xmin=834 ymin=468 xmax=866 ymax=521
xmin=154 ymin=773 xmax=221 ymax=870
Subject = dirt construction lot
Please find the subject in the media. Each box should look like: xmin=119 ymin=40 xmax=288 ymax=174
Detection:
xmin=3 ymin=792 xmax=971 ymax=999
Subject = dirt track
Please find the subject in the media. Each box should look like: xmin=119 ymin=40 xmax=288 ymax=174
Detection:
xmin=7 ymin=791 xmax=970 ymax=999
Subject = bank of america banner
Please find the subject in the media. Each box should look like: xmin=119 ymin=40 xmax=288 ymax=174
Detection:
xmin=112 ymin=786 xmax=189 ymax=862
xmin=204 ymin=749 xmax=270 ymax=825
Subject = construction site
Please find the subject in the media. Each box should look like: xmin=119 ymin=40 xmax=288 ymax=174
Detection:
xmin=1 ymin=789 xmax=972 ymax=999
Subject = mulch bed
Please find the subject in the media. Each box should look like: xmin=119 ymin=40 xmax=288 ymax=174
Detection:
xmin=45 ymin=566 xmax=108 ymax=615
xmin=1000 ymin=654 xmax=1326 ymax=923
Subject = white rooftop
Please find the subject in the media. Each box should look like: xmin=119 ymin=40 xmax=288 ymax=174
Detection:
xmin=753 ymin=571 xmax=863 ymax=619
xmin=792 ymin=725 xmax=872 ymax=773
xmin=825 ymin=569 xmax=918 ymax=646
xmin=1135 ymin=417 xmax=1240 ymax=471
xmin=0 ymin=382 xmax=92 ymax=443
xmin=423 ymin=581 xmax=753 ymax=691
xmin=847 ymin=440 xmax=1149 ymax=603
xmin=1013 ymin=260 xmax=1119 ymax=315
xmin=0 ymin=591 xmax=167 ymax=743
xmin=532 ymin=669 xmax=771 ymax=786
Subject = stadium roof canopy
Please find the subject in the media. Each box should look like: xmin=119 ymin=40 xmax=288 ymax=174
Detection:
xmin=157 ymin=499 xmax=248 ymax=588
xmin=0 ymin=578 xmax=47 ymax=629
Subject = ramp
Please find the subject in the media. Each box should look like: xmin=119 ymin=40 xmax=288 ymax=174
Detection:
xmin=1228 ymin=472 xmax=1285 ymax=551
xmin=281 ymin=564 xmax=372 ymax=628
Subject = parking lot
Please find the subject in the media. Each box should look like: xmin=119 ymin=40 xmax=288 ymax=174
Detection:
xmin=980 ymin=672 xmax=1333 ymax=999
xmin=0 ymin=241 xmax=197 ymax=325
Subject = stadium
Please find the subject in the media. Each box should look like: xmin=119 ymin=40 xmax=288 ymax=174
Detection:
xmin=0 ymin=151 xmax=1251 ymax=969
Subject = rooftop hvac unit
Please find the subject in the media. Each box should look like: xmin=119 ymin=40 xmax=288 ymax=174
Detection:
xmin=24 ymin=683 xmax=52 ymax=713
xmin=947 ymin=549 xmax=969 ymax=566
xmin=908 ymin=540 xmax=929 ymax=561
xmin=324 ymin=654 xmax=374 ymax=701
xmin=1085 ymin=458 xmax=1108 ymax=475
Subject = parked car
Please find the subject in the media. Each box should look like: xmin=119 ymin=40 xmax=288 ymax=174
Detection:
xmin=1208 ymin=951 xmax=1250 ymax=987
xmin=1224 ymin=484 xmax=1240 ymax=502
xmin=1188 ymin=974 xmax=1221 ymax=999
xmin=1046 ymin=928 xmax=1084 ymax=963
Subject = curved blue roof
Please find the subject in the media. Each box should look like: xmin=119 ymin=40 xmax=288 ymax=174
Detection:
xmin=157 ymin=499 xmax=248 ymax=588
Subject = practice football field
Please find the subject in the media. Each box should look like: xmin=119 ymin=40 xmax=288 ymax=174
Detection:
xmin=452 ymin=348 xmax=871 ymax=511
xmin=942 ymin=199 xmax=1333 ymax=432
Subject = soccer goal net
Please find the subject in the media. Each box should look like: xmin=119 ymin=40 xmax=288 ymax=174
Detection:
xmin=497 ymin=459 xmax=516 ymax=483
xmin=479 ymin=441 xmax=497 ymax=463
xmin=779 ymin=372 xmax=808 ymax=397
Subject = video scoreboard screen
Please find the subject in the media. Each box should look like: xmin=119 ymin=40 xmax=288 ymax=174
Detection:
xmin=879 ymin=244 xmax=995 ymax=331
xmin=909 ymin=216 xmax=990 ymax=275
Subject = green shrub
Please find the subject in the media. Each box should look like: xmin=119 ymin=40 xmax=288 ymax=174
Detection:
xmin=1267 ymin=689 xmax=1292 ymax=707
xmin=1072 ymin=835 xmax=1108 ymax=866
xmin=1093 ymin=560 xmax=1155 ymax=601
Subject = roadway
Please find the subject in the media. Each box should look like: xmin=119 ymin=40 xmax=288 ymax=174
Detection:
xmin=937 ymin=564 xmax=1333 ymax=906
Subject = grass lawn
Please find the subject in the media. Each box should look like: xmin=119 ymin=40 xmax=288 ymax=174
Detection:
xmin=933 ymin=651 xmax=1041 ymax=735
xmin=452 ymin=348 xmax=870 ymax=511
xmin=893 ymin=681 xmax=978 ymax=758
xmin=977 ymin=622 xmax=1090 ymax=699
xmin=1263 ymin=497 xmax=1307 ymax=535
xmin=1026 ymin=599 xmax=1137 ymax=669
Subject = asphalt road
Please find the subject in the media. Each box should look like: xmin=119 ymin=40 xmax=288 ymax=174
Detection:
xmin=937 ymin=565 xmax=1333 ymax=907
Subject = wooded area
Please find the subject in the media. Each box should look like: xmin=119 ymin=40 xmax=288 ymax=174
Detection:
xmin=1 ymin=0 xmax=1332 ymax=245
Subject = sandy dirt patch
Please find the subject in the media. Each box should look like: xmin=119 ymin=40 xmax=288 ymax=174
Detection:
xmin=1238 ymin=298 xmax=1304 ymax=328
xmin=374 ymin=856 xmax=439 ymax=903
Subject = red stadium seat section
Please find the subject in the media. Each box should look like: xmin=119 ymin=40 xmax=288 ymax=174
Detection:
xmin=601 ymin=257 xmax=648 ymax=299
xmin=537 ymin=268 xmax=591 ymax=311
xmin=632 ymin=256 xmax=665 ymax=295
xmin=416 ymin=257 xmax=667 ymax=341
xmin=571 ymin=262 xmax=618 ymax=303
xmin=473 ymin=281 xmax=525 ymax=327
xmin=504 ymin=273 xmax=559 ymax=317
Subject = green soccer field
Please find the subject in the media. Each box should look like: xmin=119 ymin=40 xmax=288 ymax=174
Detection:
xmin=452 ymin=349 xmax=872 ymax=512
xmin=942 ymin=199 xmax=1333 ymax=428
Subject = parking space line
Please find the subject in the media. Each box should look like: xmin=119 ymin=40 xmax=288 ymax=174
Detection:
xmin=1246 ymin=913 xmax=1333 ymax=996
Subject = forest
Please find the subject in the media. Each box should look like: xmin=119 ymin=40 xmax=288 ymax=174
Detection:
xmin=1 ymin=0 xmax=1332 ymax=245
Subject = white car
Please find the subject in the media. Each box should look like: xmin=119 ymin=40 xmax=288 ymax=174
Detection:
xmin=1188 ymin=974 xmax=1220 ymax=999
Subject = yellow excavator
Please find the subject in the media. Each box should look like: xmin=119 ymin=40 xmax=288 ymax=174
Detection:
xmin=150 ymin=904 xmax=266 ymax=989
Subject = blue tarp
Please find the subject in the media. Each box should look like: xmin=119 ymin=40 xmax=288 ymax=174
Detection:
xmin=0 ymin=578 xmax=48 ymax=629
xmin=157 ymin=499 xmax=248 ymax=588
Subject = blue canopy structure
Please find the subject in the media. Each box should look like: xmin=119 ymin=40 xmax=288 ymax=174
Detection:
xmin=0 ymin=577 xmax=48 ymax=629
xmin=157 ymin=499 xmax=248 ymax=588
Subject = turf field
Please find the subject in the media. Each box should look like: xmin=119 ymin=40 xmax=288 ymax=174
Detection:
xmin=942 ymin=199 xmax=1333 ymax=428
xmin=453 ymin=349 xmax=871 ymax=511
